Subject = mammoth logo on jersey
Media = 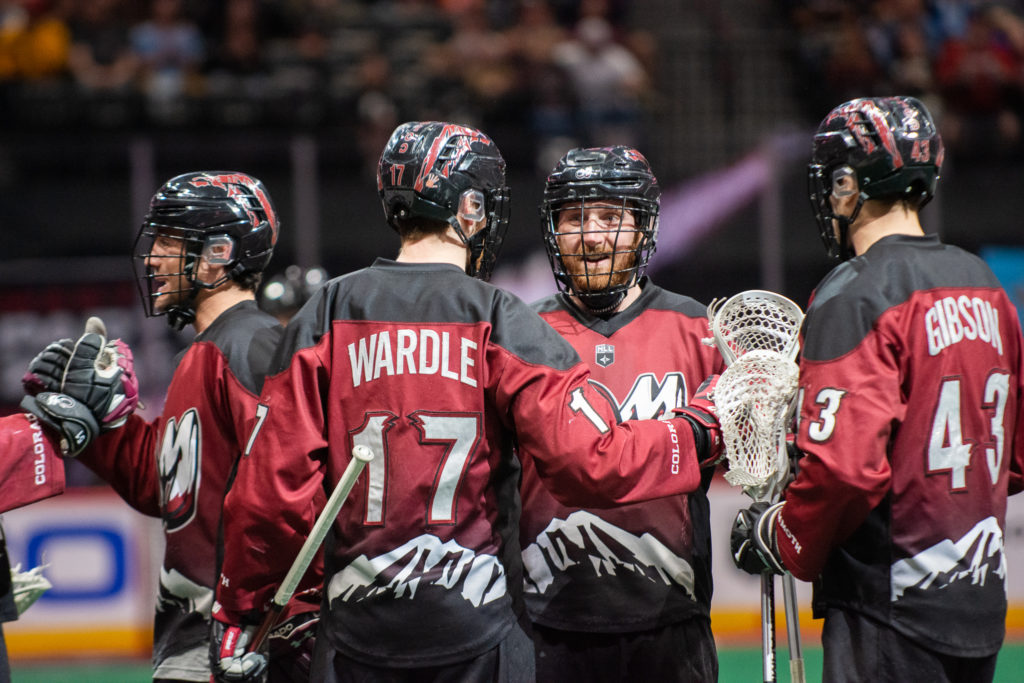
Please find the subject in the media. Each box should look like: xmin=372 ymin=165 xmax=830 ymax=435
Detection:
xmin=187 ymin=173 xmax=279 ymax=242
xmin=158 ymin=408 xmax=202 ymax=532
xmin=826 ymin=100 xmax=902 ymax=169
xmin=590 ymin=372 xmax=687 ymax=422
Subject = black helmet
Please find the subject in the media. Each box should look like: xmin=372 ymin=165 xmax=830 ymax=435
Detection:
xmin=133 ymin=171 xmax=280 ymax=330
xmin=378 ymin=121 xmax=511 ymax=281
xmin=541 ymin=146 xmax=660 ymax=312
xmin=808 ymin=96 xmax=944 ymax=260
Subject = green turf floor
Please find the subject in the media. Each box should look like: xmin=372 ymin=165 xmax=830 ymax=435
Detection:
xmin=10 ymin=644 xmax=1024 ymax=682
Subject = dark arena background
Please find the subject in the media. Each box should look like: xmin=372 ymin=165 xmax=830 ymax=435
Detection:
xmin=0 ymin=1 xmax=1022 ymax=680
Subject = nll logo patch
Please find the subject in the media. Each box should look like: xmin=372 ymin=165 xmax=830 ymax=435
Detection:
xmin=595 ymin=343 xmax=615 ymax=368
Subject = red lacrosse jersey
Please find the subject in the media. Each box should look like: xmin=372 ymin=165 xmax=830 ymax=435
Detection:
xmin=216 ymin=260 xmax=709 ymax=668
xmin=0 ymin=412 xmax=65 ymax=513
xmin=520 ymin=283 xmax=725 ymax=633
xmin=77 ymin=301 xmax=307 ymax=681
xmin=778 ymin=234 xmax=1024 ymax=657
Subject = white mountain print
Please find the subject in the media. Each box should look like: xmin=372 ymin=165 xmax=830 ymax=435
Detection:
xmin=522 ymin=510 xmax=695 ymax=597
xmin=890 ymin=516 xmax=1006 ymax=601
xmin=327 ymin=533 xmax=506 ymax=607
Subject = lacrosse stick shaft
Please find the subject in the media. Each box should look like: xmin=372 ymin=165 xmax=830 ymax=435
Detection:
xmin=782 ymin=572 xmax=805 ymax=683
xmin=250 ymin=445 xmax=374 ymax=651
xmin=761 ymin=571 xmax=777 ymax=683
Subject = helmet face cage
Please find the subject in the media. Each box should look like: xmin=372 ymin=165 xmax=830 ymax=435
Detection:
xmin=133 ymin=171 xmax=279 ymax=329
xmin=807 ymin=96 xmax=944 ymax=261
xmin=540 ymin=146 xmax=660 ymax=308
xmin=466 ymin=184 xmax=511 ymax=281
xmin=378 ymin=121 xmax=510 ymax=280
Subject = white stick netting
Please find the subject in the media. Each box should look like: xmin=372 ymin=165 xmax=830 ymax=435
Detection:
xmin=706 ymin=290 xmax=804 ymax=365
xmin=715 ymin=350 xmax=800 ymax=501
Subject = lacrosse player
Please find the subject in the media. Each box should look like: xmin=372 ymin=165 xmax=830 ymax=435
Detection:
xmin=518 ymin=146 xmax=725 ymax=681
xmin=731 ymin=96 xmax=1024 ymax=682
xmin=210 ymin=122 xmax=722 ymax=682
xmin=23 ymin=172 xmax=320 ymax=683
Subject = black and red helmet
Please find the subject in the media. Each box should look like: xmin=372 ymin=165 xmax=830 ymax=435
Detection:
xmin=378 ymin=121 xmax=510 ymax=281
xmin=808 ymin=96 xmax=944 ymax=260
xmin=540 ymin=146 xmax=660 ymax=311
xmin=133 ymin=171 xmax=280 ymax=329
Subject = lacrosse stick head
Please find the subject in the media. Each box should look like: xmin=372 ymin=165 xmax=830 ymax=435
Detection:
xmin=706 ymin=290 xmax=804 ymax=365
xmin=715 ymin=350 xmax=800 ymax=502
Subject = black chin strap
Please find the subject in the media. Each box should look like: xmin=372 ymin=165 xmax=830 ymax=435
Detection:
xmin=577 ymin=290 xmax=626 ymax=316
xmin=164 ymin=281 xmax=200 ymax=331
xmin=165 ymin=304 xmax=196 ymax=331
xmin=833 ymin=194 xmax=866 ymax=261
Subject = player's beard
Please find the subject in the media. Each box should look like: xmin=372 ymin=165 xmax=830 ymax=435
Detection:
xmin=561 ymin=237 xmax=639 ymax=294
xmin=149 ymin=264 xmax=190 ymax=313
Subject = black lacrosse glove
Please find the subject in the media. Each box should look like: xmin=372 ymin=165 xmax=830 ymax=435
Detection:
xmin=60 ymin=332 xmax=139 ymax=429
xmin=20 ymin=392 xmax=99 ymax=458
xmin=24 ymin=330 xmax=139 ymax=431
xmin=673 ymin=374 xmax=722 ymax=467
xmin=210 ymin=617 xmax=268 ymax=683
xmin=730 ymin=501 xmax=787 ymax=576
xmin=22 ymin=338 xmax=74 ymax=395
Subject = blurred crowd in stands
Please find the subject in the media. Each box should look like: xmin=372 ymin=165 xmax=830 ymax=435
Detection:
xmin=0 ymin=0 xmax=657 ymax=173
xmin=781 ymin=0 xmax=1024 ymax=160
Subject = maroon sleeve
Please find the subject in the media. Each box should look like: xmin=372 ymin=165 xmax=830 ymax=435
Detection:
xmin=491 ymin=345 xmax=704 ymax=508
xmin=77 ymin=412 xmax=162 ymax=517
xmin=216 ymin=343 xmax=328 ymax=620
xmin=778 ymin=334 xmax=897 ymax=582
xmin=0 ymin=413 xmax=65 ymax=513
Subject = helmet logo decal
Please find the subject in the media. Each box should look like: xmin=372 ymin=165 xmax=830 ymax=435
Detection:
xmin=621 ymin=148 xmax=646 ymax=163
xmin=188 ymin=173 xmax=279 ymax=241
xmin=826 ymin=101 xmax=903 ymax=169
xmin=575 ymin=167 xmax=596 ymax=179
xmin=414 ymin=124 xmax=487 ymax=192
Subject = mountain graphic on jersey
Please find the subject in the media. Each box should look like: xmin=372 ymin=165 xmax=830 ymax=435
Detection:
xmin=326 ymin=533 xmax=506 ymax=607
xmin=522 ymin=510 xmax=695 ymax=598
xmin=890 ymin=516 xmax=1006 ymax=601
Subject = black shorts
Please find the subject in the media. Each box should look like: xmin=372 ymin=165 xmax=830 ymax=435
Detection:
xmin=312 ymin=620 xmax=535 ymax=683
xmin=821 ymin=608 xmax=998 ymax=683
xmin=531 ymin=617 xmax=718 ymax=683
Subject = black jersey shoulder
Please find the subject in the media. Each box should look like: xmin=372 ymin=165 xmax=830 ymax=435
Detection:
xmin=803 ymin=235 xmax=1002 ymax=361
xmin=531 ymin=280 xmax=707 ymax=337
xmin=280 ymin=259 xmax=581 ymax=371
xmin=193 ymin=300 xmax=283 ymax=393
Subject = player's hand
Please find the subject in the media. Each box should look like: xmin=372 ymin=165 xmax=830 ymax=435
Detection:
xmin=210 ymin=619 xmax=268 ymax=683
xmin=20 ymin=392 xmax=99 ymax=458
xmin=673 ymin=374 xmax=722 ymax=467
xmin=730 ymin=501 xmax=786 ymax=575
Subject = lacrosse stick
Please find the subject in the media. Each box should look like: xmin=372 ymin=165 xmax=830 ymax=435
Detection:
xmin=706 ymin=290 xmax=805 ymax=683
xmin=249 ymin=444 xmax=374 ymax=652
xmin=705 ymin=289 xmax=803 ymax=365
